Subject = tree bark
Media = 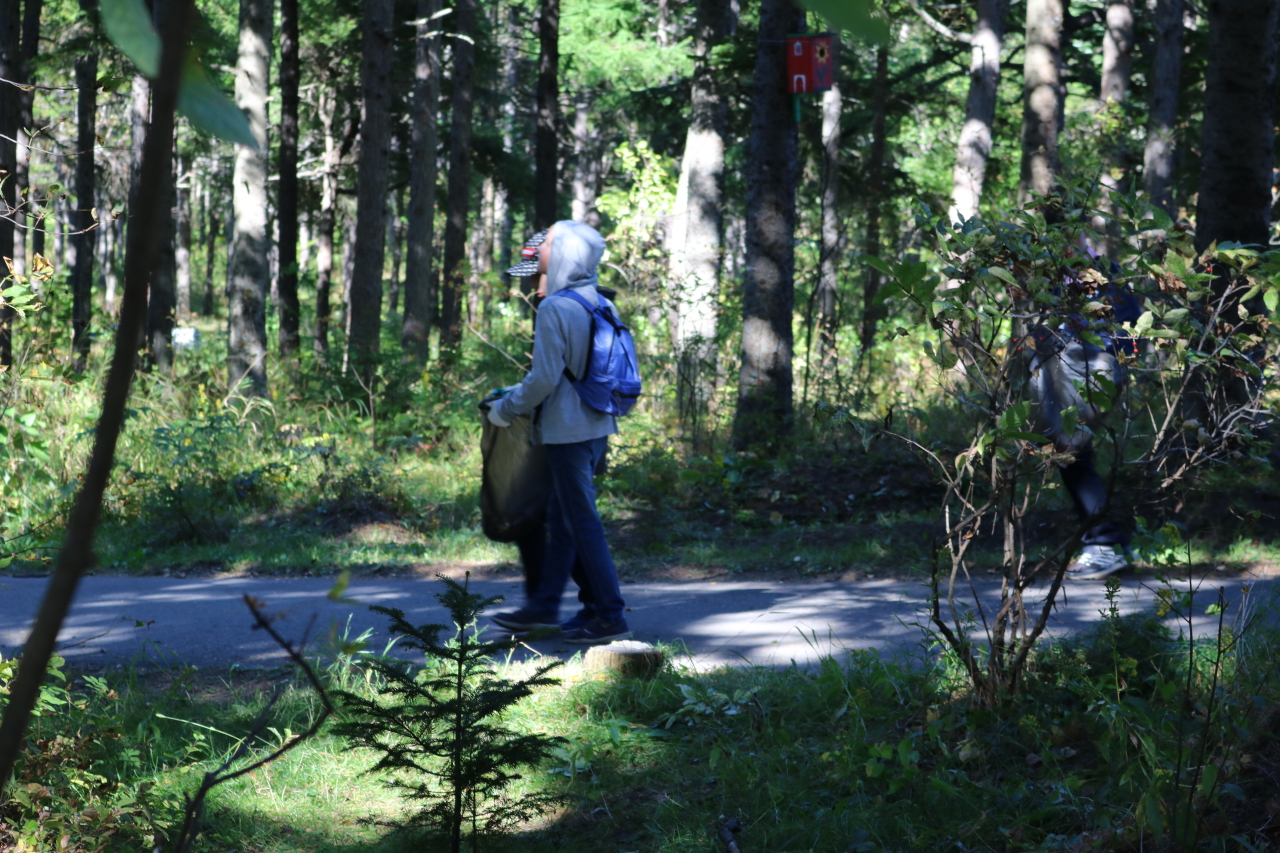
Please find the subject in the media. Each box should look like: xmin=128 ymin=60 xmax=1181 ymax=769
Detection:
xmin=1143 ymin=0 xmax=1183 ymax=214
xmin=950 ymin=0 xmax=1008 ymax=223
xmin=277 ymin=0 xmax=301 ymax=356
xmin=815 ymin=82 xmax=841 ymax=372
xmin=570 ymin=88 xmax=602 ymax=227
xmin=535 ymin=0 xmax=560 ymax=231
xmin=860 ymin=44 xmax=890 ymax=354
xmin=314 ymin=81 xmax=340 ymax=354
xmin=228 ymin=0 xmax=272 ymax=396
xmin=11 ymin=0 xmax=42 ymax=288
xmin=176 ymin=153 xmax=191 ymax=317
xmin=402 ymin=0 xmax=441 ymax=362
xmin=0 ymin=0 xmax=20 ymax=368
xmin=147 ymin=143 xmax=177 ymax=374
xmin=1096 ymin=0 xmax=1133 ymax=252
xmin=1017 ymin=0 xmax=1065 ymax=205
xmin=71 ymin=46 xmax=97 ymax=372
xmin=1195 ymin=0 xmax=1279 ymax=252
xmin=348 ymin=0 xmax=394 ymax=379
xmin=731 ymin=0 xmax=805 ymax=452
xmin=439 ymin=0 xmax=477 ymax=361
xmin=671 ymin=0 xmax=736 ymax=443
xmin=202 ymin=180 xmax=217 ymax=316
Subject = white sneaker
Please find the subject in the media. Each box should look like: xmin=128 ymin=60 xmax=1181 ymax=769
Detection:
xmin=1066 ymin=544 xmax=1130 ymax=580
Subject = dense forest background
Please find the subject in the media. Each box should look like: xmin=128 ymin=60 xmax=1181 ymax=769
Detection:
xmin=2 ymin=0 xmax=1271 ymax=452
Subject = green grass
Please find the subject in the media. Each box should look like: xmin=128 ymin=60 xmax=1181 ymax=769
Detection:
xmin=12 ymin=583 xmax=1280 ymax=852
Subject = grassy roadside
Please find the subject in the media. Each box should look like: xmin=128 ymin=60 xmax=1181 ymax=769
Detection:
xmin=9 ymin=578 xmax=1280 ymax=852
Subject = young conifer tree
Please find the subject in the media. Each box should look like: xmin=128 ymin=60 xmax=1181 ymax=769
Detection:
xmin=333 ymin=576 xmax=564 ymax=853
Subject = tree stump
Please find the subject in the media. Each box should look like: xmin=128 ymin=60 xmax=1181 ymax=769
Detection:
xmin=583 ymin=641 xmax=664 ymax=680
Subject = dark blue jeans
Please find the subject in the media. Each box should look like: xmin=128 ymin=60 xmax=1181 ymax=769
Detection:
xmin=526 ymin=437 xmax=626 ymax=623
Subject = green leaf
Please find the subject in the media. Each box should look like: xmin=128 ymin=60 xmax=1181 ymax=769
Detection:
xmin=799 ymin=0 xmax=889 ymax=43
xmin=179 ymin=58 xmax=257 ymax=148
xmin=864 ymin=254 xmax=893 ymax=276
xmin=1265 ymin=288 xmax=1278 ymax=313
xmin=100 ymin=0 xmax=160 ymax=77
xmin=987 ymin=266 xmax=1016 ymax=285
xmin=1198 ymin=762 xmax=1220 ymax=798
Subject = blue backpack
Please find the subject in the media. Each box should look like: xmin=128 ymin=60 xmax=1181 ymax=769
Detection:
xmin=555 ymin=289 xmax=642 ymax=416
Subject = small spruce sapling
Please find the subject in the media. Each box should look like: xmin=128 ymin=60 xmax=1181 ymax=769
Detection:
xmin=332 ymin=575 xmax=564 ymax=853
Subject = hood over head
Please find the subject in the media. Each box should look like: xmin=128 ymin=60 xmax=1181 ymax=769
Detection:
xmin=544 ymin=220 xmax=606 ymax=297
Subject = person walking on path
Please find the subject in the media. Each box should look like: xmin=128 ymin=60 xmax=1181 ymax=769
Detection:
xmin=486 ymin=221 xmax=633 ymax=645
xmin=1028 ymin=241 xmax=1142 ymax=579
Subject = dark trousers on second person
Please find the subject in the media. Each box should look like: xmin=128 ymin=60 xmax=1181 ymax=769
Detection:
xmin=525 ymin=436 xmax=626 ymax=624
xmin=515 ymin=530 xmax=594 ymax=618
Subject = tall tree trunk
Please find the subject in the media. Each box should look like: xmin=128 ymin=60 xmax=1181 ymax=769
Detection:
xmin=570 ymin=88 xmax=601 ymax=227
xmin=1143 ymin=0 xmax=1183 ymax=214
xmin=176 ymin=153 xmax=191 ymax=317
xmin=731 ymin=0 xmax=805 ymax=452
xmin=147 ymin=141 xmax=177 ymax=374
xmin=228 ymin=0 xmax=272 ymax=396
xmin=348 ymin=0 xmax=394 ymax=379
xmin=534 ymin=0 xmax=560 ymax=231
xmin=71 ymin=45 xmax=97 ymax=372
xmin=277 ymin=0 xmax=301 ymax=356
xmin=439 ymin=0 xmax=477 ymax=361
xmin=497 ymin=4 xmax=518 ymax=298
xmin=402 ymin=0 xmax=441 ymax=361
xmin=672 ymin=0 xmax=736 ymax=443
xmin=314 ymin=82 xmax=340 ymax=354
xmin=0 ymin=0 xmax=20 ymax=368
xmin=815 ymin=82 xmax=841 ymax=372
xmin=388 ymin=189 xmax=402 ymax=314
xmin=1195 ymin=0 xmax=1279 ymax=252
xmin=1096 ymin=0 xmax=1133 ymax=252
xmin=11 ymin=0 xmax=42 ymax=289
xmin=1017 ymin=0 xmax=1065 ymax=205
xmin=950 ymin=0 xmax=1008 ymax=222
xmin=860 ymin=43 xmax=890 ymax=354
xmin=202 ymin=181 xmax=217 ymax=316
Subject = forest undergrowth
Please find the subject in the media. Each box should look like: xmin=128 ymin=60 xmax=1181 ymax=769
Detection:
xmin=3 ymin=573 xmax=1278 ymax=852
xmin=1 ymin=295 xmax=1276 ymax=586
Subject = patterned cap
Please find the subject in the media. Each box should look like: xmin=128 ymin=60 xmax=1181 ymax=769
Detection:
xmin=505 ymin=229 xmax=549 ymax=277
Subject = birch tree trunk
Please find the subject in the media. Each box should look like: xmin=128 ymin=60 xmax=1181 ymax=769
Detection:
xmin=402 ymin=0 xmax=441 ymax=362
xmin=671 ymin=0 xmax=736 ymax=443
xmin=176 ymin=155 xmax=191 ymax=317
xmin=11 ymin=0 xmax=42 ymax=287
xmin=859 ymin=44 xmax=889 ymax=353
xmin=1143 ymin=0 xmax=1183 ymax=214
xmin=439 ymin=0 xmax=477 ymax=361
xmin=0 ymin=0 xmax=20 ymax=367
xmin=348 ymin=0 xmax=394 ymax=379
xmin=816 ymin=82 xmax=841 ymax=372
xmin=71 ymin=45 xmax=97 ymax=372
xmin=1017 ymin=0 xmax=1065 ymax=205
xmin=1194 ymin=0 xmax=1279 ymax=252
xmin=227 ymin=0 xmax=272 ymax=397
xmin=315 ymin=82 xmax=340 ymax=354
xmin=731 ymin=0 xmax=805 ymax=452
xmin=277 ymin=0 xmax=301 ymax=356
xmin=535 ymin=0 xmax=560 ymax=231
xmin=950 ymin=0 xmax=1008 ymax=223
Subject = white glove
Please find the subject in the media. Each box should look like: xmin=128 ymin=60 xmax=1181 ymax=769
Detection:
xmin=487 ymin=405 xmax=511 ymax=428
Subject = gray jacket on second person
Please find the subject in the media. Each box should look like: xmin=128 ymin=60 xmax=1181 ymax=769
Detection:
xmin=492 ymin=220 xmax=619 ymax=446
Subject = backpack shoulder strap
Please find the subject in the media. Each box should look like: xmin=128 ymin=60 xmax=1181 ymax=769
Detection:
xmin=553 ymin=288 xmax=597 ymax=382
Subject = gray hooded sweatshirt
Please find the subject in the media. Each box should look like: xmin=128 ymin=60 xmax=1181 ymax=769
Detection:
xmin=492 ymin=220 xmax=619 ymax=445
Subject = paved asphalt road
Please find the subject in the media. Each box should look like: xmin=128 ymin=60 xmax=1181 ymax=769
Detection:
xmin=1 ymin=573 xmax=1273 ymax=670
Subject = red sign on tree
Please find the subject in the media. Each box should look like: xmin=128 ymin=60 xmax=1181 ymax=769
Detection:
xmin=786 ymin=34 xmax=836 ymax=94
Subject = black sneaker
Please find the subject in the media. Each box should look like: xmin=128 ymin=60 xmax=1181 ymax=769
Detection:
xmin=559 ymin=610 xmax=595 ymax=633
xmin=563 ymin=618 xmax=632 ymax=645
xmin=491 ymin=609 xmax=560 ymax=632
